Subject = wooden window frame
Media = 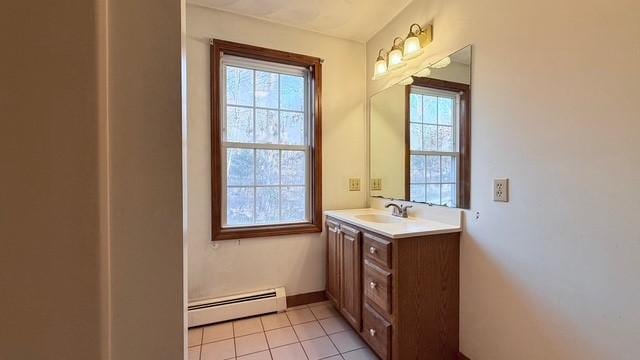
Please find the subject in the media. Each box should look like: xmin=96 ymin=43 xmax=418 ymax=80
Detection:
xmin=405 ymin=77 xmax=471 ymax=209
xmin=211 ymin=39 xmax=323 ymax=240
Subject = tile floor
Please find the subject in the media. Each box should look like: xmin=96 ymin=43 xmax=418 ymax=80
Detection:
xmin=188 ymin=301 xmax=379 ymax=360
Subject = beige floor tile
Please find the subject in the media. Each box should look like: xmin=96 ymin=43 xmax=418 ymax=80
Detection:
xmin=203 ymin=322 xmax=234 ymax=344
xmin=236 ymin=350 xmax=272 ymax=360
xmin=286 ymin=308 xmax=316 ymax=325
xmin=286 ymin=304 xmax=309 ymax=311
xmin=309 ymin=304 xmax=338 ymax=320
xmin=261 ymin=313 xmax=291 ymax=331
xmin=265 ymin=327 xmax=299 ymax=348
xmin=300 ymin=336 xmax=339 ymax=360
xmin=293 ymin=321 xmax=326 ymax=341
xmin=208 ymin=308 xmax=377 ymax=360
xmin=201 ymin=339 xmax=235 ymax=360
xmin=235 ymin=332 xmax=269 ymax=356
xmin=234 ymin=317 xmax=264 ymax=337
xmin=270 ymin=342 xmax=309 ymax=360
xmin=318 ymin=316 xmax=349 ymax=335
xmin=188 ymin=346 xmax=201 ymax=360
xmin=341 ymin=347 xmax=378 ymax=360
xmin=329 ymin=331 xmax=365 ymax=353
xmin=189 ymin=327 xmax=203 ymax=347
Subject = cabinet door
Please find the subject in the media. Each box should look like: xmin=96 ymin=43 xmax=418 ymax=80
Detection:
xmin=339 ymin=224 xmax=362 ymax=330
xmin=326 ymin=219 xmax=341 ymax=306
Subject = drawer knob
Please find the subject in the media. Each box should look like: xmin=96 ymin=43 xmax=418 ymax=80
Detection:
xmin=369 ymin=281 xmax=377 ymax=289
xmin=369 ymin=246 xmax=377 ymax=254
xmin=369 ymin=329 xmax=376 ymax=337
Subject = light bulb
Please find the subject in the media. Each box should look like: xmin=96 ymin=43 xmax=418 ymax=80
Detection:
xmin=388 ymin=48 xmax=404 ymax=70
xmin=402 ymin=35 xmax=423 ymax=60
xmin=387 ymin=37 xmax=406 ymax=70
xmin=373 ymin=59 xmax=388 ymax=79
xmin=372 ymin=50 xmax=388 ymax=80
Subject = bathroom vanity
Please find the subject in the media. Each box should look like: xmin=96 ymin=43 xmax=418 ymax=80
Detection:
xmin=326 ymin=44 xmax=471 ymax=359
xmin=324 ymin=208 xmax=461 ymax=360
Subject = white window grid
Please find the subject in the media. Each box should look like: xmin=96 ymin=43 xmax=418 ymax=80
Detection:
xmin=220 ymin=54 xmax=313 ymax=228
xmin=409 ymin=86 xmax=461 ymax=207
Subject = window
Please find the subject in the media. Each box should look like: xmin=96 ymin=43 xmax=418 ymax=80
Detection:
xmin=211 ymin=40 xmax=322 ymax=240
xmin=406 ymin=78 xmax=470 ymax=208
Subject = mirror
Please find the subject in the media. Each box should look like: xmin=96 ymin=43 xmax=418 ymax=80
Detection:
xmin=370 ymin=45 xmax=471 ymax=208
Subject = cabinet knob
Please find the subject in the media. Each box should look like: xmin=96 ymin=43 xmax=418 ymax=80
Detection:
xmin=369 ymin=281 xmax=377 ymax=289
xmin=369 ymin=328 xmax=376 ymax=337
xmin=369 ymin=246 xmax=377 ymax=254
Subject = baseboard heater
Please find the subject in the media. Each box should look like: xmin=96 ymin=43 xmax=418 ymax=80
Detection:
xmin=188 ymin=287 xmax=286 ymax=327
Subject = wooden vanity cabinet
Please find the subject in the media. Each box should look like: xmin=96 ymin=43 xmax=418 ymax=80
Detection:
xmin=338 ymin=224 xmax=362 ymax=329
xmin=325 ymin=216 xmax=460 ymax=360
xmin=326 ymin=219 xmax=362 ymax=330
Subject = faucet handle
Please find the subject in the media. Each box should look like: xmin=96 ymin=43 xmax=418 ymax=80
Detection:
xmin=384 ymin=203 xmax=401 ymax=215
xmin=400 ymin=204 xmax=413 ymax=217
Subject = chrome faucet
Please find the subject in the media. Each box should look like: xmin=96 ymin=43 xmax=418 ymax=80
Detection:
xmin=385 ymin=202 xmax=413 ymax=218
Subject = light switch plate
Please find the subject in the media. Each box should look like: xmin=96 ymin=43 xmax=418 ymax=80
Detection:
xmin=493 ymin=178 xmax=509 ymax=202
xmin=348 ymin=178 xmax=361 ymax=191
xmin=371 ymin=178 xmax=382 ymax=191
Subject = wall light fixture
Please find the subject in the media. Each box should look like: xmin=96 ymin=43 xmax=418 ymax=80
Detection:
xmin=372 ymin=23 xmax=433 ymax=80
xmin=403 ymin=24 xmax=427 ymax=60
xmin=388 ymin=37 xmax=406 ymax=70
xmin=372 ymin=48 xmax=389 ymax=80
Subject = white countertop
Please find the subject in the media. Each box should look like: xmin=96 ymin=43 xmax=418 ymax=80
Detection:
xmin=324 ymin=208 xmax=461 ymax=239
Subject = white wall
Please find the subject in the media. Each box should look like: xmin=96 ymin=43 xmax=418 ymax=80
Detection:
xmin=186 ymin=5 xmax=367 ymax=301
xmin=108 ymin=0 xmax=185 ymax=358
xmin=0 ymin=1 xmax=103 ymax=358
xmin=0 ymin=0 xmax=185 ymax=359
xmin=367 ymin=0 xmax=640 ymax=359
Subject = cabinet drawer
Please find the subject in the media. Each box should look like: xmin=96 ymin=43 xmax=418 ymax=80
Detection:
xmin=362 ymin=303 xmax=391 ymax=360
xmin=364 ymin=260 xmax=392 ymax=314
xmin=363 ymin=233 xmax=392 ymax=269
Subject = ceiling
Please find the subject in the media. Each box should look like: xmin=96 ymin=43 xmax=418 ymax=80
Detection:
xmin=189 ymin=0 xmax=414 ymax=42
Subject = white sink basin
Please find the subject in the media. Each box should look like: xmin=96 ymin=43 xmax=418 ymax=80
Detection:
xmin=325 ymin=208 xmax=462 ymax=238
xmin=354 ymin=214 xmax=404 ymax=224
xmin=324 ymin=206 xmax=462 ymax=239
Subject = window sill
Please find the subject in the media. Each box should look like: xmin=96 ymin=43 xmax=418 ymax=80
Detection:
xmin=213 ymin=222 xmax=323 ymax=241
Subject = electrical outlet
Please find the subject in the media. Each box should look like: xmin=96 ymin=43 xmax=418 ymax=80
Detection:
xmin=371 ymin=178 xmax=383 ymax=191
xmin=348 ymin=178 xmax=361 ymax=191
xmin=493 ymin=178 xmax=509 ymax=202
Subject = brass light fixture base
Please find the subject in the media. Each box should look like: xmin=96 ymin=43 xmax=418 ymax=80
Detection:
xmin=418 ymin=24 xmax=433 ymax=48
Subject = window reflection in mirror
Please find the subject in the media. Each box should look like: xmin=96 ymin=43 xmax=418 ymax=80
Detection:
xmin=370 ymin=45 xmax=471 ymax=209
